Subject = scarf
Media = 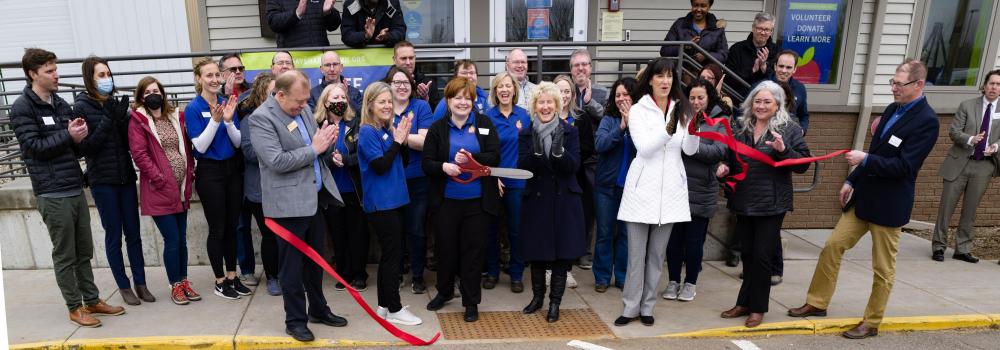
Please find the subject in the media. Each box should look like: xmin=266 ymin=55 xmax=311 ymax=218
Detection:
xmin=533 ymin=116 xmax=559 ymax=156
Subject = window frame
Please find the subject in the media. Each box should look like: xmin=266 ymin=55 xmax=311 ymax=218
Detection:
xmin=487 ymin=0 xmax=589 ymax=75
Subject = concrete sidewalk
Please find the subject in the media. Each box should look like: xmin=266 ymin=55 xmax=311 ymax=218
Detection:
xmin=6 ymin=229 xmax=1000 ymax=349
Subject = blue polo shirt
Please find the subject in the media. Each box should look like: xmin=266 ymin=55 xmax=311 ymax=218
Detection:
xmin=358 ymin=124 xmax=409 ymax=212
xmin=331 ymin=121 xmax=355 ymax=193
xmin=485 ymin=105 xmax=531 ymax=189
xmin=184 ymin=95 xmax=240 ymax=160
xmin=432 ymin=87 xmax=490 ymax=122
xmin=444 ymin=114 xmax=483 ymax=200
xmin=393 ymin=98 xmax=434 ymax=179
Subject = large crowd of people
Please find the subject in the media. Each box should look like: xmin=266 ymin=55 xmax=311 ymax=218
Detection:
xmin=9 ymin=0 xmax=996 ymax=343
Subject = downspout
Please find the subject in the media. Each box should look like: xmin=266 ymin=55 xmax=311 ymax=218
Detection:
xmin=850 ymin=0 xmax=889 ymax=176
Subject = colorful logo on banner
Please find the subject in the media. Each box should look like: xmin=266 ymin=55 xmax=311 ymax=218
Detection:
xmin=781 ymin=0 xmax=843 ymax=84
xmin=241 ymin=49 xmax=395 ymax=93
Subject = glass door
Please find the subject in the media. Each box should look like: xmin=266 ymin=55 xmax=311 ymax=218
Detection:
xmin=489 ymin=0 xmax=588 ymax=80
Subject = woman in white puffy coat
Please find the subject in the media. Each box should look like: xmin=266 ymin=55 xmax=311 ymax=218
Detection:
xmin=614 ymin=58 xmax=700 ymax=326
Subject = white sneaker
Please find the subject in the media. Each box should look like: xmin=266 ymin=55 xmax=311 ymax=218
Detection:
xmin=567 ymin=272 xmax=578 ymax=288
xmin=677 ymin=283 xmax=697 ymax=302
xmin=661 ymin=281 xmax=680 ymax=300
xmin=376 ymin=306 xmax=388 ymax=319
xmin=387 ymin=306 xmax=423 ymax=326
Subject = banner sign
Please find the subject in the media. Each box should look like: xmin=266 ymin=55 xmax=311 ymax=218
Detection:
xmin=242 ymin=48 xmax=395 ymax=93
xmin=526 ymin=8 xmax=550 ymax=40
xmin=781 ymin=0 xmax=843 ymax=84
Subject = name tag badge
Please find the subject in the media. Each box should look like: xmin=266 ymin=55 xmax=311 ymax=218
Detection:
xmin=287 ymin=122 xmax=298 ymax=133
xmin=382 ymin=133 xmax=389 ymax=140
xmin=478 ymin=128 xmax=490 ymax=135
xmin=347 ymin=1 xmax=360 ymax=15
xmin=345 ymin=126 xmax=351 ymax=134
xmin=41 ymin=116 xmax=55 ymax=125
xmin=992 ymin=112 xmax=1000 ymax=120
xmin=888 ymin=135 xmax=903 ymax=147
xmin=202 ymin=112 xmax=212 ymax=119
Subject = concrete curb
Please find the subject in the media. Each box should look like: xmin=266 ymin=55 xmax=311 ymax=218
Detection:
xmin=8 ymin=335 xmax=400 ymax=350
xmin=662 ymin=314 xmax=1000 ymax=338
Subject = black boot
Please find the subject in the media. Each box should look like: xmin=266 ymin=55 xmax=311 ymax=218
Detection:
xmin=547 ymin=269 xmax=567 ymax=322
xmin=522 ymin=267 xmax=545 ymax=314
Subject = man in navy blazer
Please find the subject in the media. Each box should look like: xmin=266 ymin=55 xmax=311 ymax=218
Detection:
xmin=787 ymin=59 xmax=939 ymax=340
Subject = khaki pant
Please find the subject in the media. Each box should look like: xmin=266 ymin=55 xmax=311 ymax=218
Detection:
xmin=805 ymin=208 xmax=901 ymax=327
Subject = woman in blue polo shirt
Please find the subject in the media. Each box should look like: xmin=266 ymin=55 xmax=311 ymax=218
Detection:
xmin=383 ymin=66 xmax=435 ymax=294
xmin=483 ymin=72 xmax=531 ymax=293
xmin=315 ymin=82 xmax=370 ymax=292
xmin=422 ymin=77 xmax=501 ymax=323
xmin=357 ymin=82 xmax=423 ymax=326
xmin=593 ymin=77 xmax=637 ymax=293
xmin=184 ymin=57 xmax=250 ymax=300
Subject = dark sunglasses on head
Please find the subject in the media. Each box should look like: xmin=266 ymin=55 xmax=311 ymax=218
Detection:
xmin=227 ymin=66 xmax=246 ymax=73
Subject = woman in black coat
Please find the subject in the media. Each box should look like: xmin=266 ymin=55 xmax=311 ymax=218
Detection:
xmin=518 ymin=82 xmax=585 ymax=323
xmin=75 ymin=56 xmax=152 ymax=305
xmin=660 ymin=0 xmax=729 ymax=63
xmin=422 ymin=77 xmax=501 ymax=323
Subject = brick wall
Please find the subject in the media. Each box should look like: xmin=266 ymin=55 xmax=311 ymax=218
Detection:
xmin=782 ymin=112 xmax=1000 ymax=229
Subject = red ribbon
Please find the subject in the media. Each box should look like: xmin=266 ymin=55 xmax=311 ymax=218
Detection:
xmin=264 ymin=218 xmax=441 ymax=346
xmin=688 ymin=113 xmax=849 ymax=190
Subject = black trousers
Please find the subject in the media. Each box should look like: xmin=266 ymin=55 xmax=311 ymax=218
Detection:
xmin=323 ymin=192 xmax=369 ymax=283
xmin=735 ymin=213 xmax=785 ymax=313
xmin=666 ymin=216 xmax=710 ymax=284
xmin=195 ymin=157 xmax=244 ymax=278
xmin=434 ymin=198 xmax=489 ymax=306
xmin=246 ymin=200 xmax=279 ymax=279
xmin=369 ymin=208 xmax=404 ymax=312
xmin=273 ymin=210 xmax=331 ymax=328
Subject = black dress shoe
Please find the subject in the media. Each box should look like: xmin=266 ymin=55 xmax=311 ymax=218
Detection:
xmin=614 ymin=316 xmax=637 ymax=326
xmin=510 ymin=280 xmax=524 ymax=293
xmin=932 ymin=250 xmax=944 ymax=262
xmin=725 ymin=254 xmax=740 ymax=267
xmin=309 ymin=311 xmax=348 ymax=327
xmin=426 ymin=294 xmax=452 ymax=311
xmin=640 ymin=315 xmax=654 ymax=326
xmin=286 ymin=326 xmax=315 ymax=342
xmin=953 ymin=253 xmax=980 ymax=263
xmin=463 ymin=306 xmax=478 ymax=322
xmin=482 ymin=275 xmax=498 ymax=289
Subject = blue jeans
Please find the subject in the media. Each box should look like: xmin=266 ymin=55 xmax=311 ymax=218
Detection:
xmin=666 ymin=216 xmax=709 ymax=284
xmin=486 ymin=187 xmax=524 ymax=281
xmin=153 ymin=211 xmax=188 ymax=285
xmin=402 ymin=177 xmax=429 ymax=279
xmin=235 ymin=203 xmax=255 ymax=275
xmin=91 ymin=184 xmax=145 ymax=289
xmin=593 ymin=187 xmax=627 ymax=286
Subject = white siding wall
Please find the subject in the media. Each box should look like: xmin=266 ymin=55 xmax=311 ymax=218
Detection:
xmin=871 ymin=0 xmax=918 ymax=106
xmin=206 ymin=0 xmax=345 ymax=51
xmin=847 ymin=0 xmax=875 ymax=106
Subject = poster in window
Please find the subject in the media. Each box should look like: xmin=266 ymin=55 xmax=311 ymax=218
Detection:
xmin=781 ymin=0 xmax=843 ymax=84
xmin=527 ymin=8 xmax=550 ymax=40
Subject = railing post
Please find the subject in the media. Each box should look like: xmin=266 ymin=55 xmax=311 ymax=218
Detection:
xmin=536 ymin=43 xmax=544 ymax=83
xmin=675 ymin=42 xmax=684 ymax=82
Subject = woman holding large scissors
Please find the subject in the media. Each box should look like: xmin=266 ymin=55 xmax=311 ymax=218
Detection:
xmin=518 ymin=82 xmax=585 ymax=323
xmin=422 ymin=77 xmax=501 ymax=323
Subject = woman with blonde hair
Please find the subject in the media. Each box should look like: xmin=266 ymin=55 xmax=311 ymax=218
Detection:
xmin=553 ymin=75 xmax=594 ymax=287
xmin=357 ymin=81 xmax=423 ymax=326
xmin=314 ymin=83 xmax=370 ymax=292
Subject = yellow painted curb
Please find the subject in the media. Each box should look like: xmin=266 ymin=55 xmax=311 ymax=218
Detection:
xmin=877 ymin=314 xmax=994 ymax=332
xmin=988 ymin=314 xmax=1000 ymax=326
xmin=661 ymin=320 xmax=816 ymax=338
xmin=811 ymin=317 xmax=863 ymax=334
xmin=9 ymin=340 xmax=64 ymax=350
xmin=234 ymin=336 xmax=400 ymax=349
xmin=62 ymin=335 xmax=233 ymax=350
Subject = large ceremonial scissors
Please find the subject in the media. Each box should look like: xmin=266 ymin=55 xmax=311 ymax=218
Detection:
xmin=450 ymin=149 xmax=533 ymax=184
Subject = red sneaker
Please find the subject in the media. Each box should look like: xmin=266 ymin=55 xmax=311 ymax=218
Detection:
xmin=181 ymin=279 xmax=202 ymax=301
xmin=171 ymin=283 xmax=190 ymax=305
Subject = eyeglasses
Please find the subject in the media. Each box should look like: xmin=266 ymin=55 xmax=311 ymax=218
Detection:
xmin=273 ymin=60 xmax=293 ymax=66
xmin=321 ymin=62 xmax=342 ymax=68
xmin=889 ymin=79 xmax=918 ymax=88
xmin=391 ymin=80 xmax=410 ymax=87
xmin=754 ymin=26 xmax=774 ymax=34
xmin=226 ymin=66 xmax=245 ymax=73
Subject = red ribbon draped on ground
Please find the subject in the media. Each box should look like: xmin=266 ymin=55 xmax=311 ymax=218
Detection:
xmin=264 ymin=218 xmax=441 ymax=346
xmin=687 ymin=114 xmax=849 ymax=190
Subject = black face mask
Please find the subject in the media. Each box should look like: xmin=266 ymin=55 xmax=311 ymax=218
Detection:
xmin=144 ymin=93 xmax=164 ymax=110
xmin=327 ymin=101 xmax=348 ymax=116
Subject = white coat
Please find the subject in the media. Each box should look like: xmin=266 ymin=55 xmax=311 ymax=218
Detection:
xmin=617 ymin=95 xmax=699 ymax=225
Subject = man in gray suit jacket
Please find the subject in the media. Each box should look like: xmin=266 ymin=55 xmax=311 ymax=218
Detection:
xmin=931 ymin=69 xmax=1000 ymax=264
xmin=249 ymin=71 xmax=346 ymax=342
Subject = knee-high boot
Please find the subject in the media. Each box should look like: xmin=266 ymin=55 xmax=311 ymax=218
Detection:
xmin=547 ymin=269 xmax=566 ymax=322
xmin=523 ymin=265 xmax=545 ymax=314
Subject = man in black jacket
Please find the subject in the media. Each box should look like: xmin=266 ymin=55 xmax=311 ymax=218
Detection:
xmin=267 ymin=0 xmax=342 ymax=48
xmin=11 ymin=48 xmax=125 ymax=328
xmin=725 ymin=12 xmax=779 ymax=99
xmin=393 ymin=40 xmax=440 ymax=107
xmin=341 ymin=0 xmax=406 ymax=48
xmin=308 ymin=50 xmax=363 ymax=112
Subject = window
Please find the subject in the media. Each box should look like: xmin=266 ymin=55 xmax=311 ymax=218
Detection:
xmin=920 ymin=0 xmax=994 ymax=86
xmin=506 ymin=0 xmax=575 ymax=42
xmin=775 ymin=0 xmax=851 ymax=85
xmin=401 ymin=0 xmax=454 ymax=44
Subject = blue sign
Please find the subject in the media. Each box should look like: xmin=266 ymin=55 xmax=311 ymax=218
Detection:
xmin=781 ymin=0 xmax=843 ymax=84
xmin=526 ymin=0 xmax=552 ymax=8
xmin=526 ymin=8 xmax=550 ymax=40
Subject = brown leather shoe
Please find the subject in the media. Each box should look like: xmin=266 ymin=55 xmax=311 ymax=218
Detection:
xmin=135 ymin=285 xmax=156 ymax=303
xmin=787 ymin=303 xmax=827 ymax=317
xmin=842 ymin=322 xmax=878 ymax=339
xmin=745 ymin=313 xmax=764 ymax=328
xmin=84 ymin=300 xmax=126 ymax=316
xmin=119 ymin=288 xmax=140 ymax=305
xmin=721 ymin=306 xmax=750 ymax=319
xmin=69 ymin=308 xmax=101 ymax=327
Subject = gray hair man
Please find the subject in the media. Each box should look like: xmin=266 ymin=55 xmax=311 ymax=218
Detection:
xmin=506 ymin=48 xmax=536 ymax=108
xmin=724 ymin=12 xmax=778 ymax=98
